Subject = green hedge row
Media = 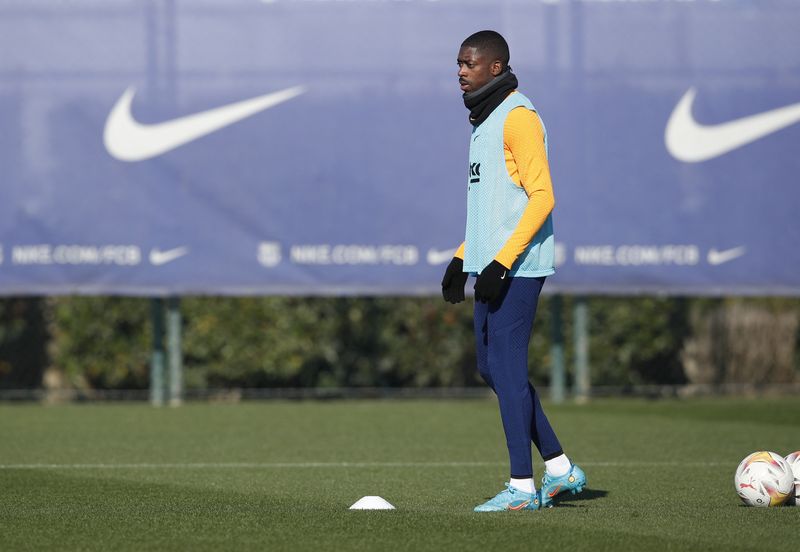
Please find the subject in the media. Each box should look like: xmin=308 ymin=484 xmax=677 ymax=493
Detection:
xmin=0 ymin=296 xmax=797 ymax=390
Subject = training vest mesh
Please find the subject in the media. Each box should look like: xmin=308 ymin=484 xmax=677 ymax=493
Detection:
xmin=463 ymin=92 xmax=555 ymax=277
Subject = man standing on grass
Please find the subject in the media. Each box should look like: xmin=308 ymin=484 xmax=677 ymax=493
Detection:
xmin=440 ymin=30 xmax=586 ymax=512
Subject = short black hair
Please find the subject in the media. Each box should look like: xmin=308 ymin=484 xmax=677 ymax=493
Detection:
xmin=461 ymin=30 xmax=510 ymax=69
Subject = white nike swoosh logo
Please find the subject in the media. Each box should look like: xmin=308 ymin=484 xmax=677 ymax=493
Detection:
xmin=665 ymin=88 xmax=800 ymax=163
xmin=426 ymin=248 xmax=458 ymax=265
xmin=150 ymin=246 xmax=189 ymax=266
xmin=104 ymin=86 xmax=306 ymax=162
xmin=707 ymin=246 xmax=746 ymax=266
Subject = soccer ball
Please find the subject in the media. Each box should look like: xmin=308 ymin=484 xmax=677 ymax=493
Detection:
xmin=784 ymin=451 xmax=800 ymax=506
xmin=734 ymin=451 xmax=794 ymax=507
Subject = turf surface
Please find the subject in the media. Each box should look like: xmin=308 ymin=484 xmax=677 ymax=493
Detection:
xmin=1 ymin=398 xmax=798 ymax=551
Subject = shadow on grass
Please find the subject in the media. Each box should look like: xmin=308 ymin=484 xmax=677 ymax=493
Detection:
xmin=549 ymin=488 xmax=609 ymax=507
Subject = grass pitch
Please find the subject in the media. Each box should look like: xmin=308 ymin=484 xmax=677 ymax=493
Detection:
xmin=1 ymin=397 xmax=798 ymax=551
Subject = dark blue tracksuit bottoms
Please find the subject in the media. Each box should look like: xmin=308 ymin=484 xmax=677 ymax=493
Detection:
xmin=474 ymin=276 xmax=563 ymax=479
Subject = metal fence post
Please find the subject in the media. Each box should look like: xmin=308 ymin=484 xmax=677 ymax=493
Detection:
xmin=150 ymin=298 xmax=165 ymax=406
xmin=167 ymin=296 xmax=183 ymax=406
xmin=573 ymin=296 xmax=590 ymax=403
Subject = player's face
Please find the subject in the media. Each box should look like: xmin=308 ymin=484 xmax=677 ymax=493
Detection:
xmin=457 ymin=46 xmax=501 ymax=93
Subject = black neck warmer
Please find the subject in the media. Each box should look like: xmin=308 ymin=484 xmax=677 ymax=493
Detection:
xmin=463 ymin=67 xmax=519 ymax=127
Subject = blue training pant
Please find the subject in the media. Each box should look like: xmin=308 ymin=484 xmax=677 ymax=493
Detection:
xmin=473 ymin=276 xmax=563 ymax=479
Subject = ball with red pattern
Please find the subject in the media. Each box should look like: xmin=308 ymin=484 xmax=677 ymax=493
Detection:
xmin=734 ymin=451 xmax=794 ymax=507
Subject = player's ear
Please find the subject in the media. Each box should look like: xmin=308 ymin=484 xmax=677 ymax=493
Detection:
xmin=490 ymin=60 xmax=503 ymax=76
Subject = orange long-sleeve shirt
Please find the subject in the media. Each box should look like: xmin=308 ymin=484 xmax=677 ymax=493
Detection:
xmin=455 ymin=100 xmax=555 ymax=270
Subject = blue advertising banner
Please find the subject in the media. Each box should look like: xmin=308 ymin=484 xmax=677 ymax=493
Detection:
xmin=1 ymin=0 xmax=798 ymax=296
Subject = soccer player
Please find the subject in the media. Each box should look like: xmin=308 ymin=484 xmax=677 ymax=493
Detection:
xmin=441 ymin=30 xmax=586 ymax=512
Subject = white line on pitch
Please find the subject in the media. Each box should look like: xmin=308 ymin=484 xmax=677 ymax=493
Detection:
xmin=0 ymin=461 xmax=731 ymax=470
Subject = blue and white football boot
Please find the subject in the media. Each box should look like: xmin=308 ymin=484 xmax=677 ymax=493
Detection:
xmin=473 ymin=483 xmax=543 ymax=512
xmin=540 ymin=463 xmax=586 ymax=507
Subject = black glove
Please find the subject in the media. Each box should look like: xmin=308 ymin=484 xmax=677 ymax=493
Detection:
xmin=474 ymin=260 xmax=508 ymax=304
xmin=441 ymin=257 xmax=469 ymax=304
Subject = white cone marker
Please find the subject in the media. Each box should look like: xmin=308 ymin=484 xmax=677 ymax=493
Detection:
xmin=349 ymin=496 xmax=396 ymax=510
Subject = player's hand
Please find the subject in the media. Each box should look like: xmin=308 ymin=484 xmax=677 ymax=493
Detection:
xmin=441 ymin=257 xmax=468 ymax=304
xmin=473 ymin=260 xmax=508 ymax=304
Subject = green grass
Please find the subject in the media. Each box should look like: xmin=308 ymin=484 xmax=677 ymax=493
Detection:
xmin=1 ymin=398 xmax=798 ymax=551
